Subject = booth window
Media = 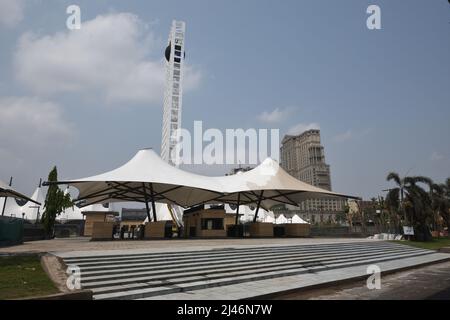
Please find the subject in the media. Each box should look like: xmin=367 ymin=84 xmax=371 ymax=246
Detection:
xmin=201 ymin=218 xmax=224 ymax=230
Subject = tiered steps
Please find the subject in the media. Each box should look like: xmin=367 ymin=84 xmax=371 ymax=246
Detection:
xmin=60 ymin=242 xmax=440 ymax=300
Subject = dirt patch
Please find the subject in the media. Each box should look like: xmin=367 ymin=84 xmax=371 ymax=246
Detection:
xmin=41 ymin=254 xmax=70 ymax=293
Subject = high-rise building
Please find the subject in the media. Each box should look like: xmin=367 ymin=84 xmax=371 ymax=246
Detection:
xmin=161 ymin=20 xmax=186 ymax=165
xmin=280 ymin=129 xmax=344 ymax=223
xmin=157 ymin=20 xmax=187 ymax=227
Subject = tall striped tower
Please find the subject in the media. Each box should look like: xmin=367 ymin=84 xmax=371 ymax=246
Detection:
xmin=161 ymin=20 xmax=186 ymax=165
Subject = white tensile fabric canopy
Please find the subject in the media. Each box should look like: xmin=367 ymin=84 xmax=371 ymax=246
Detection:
xmin=49 ymin=149 xmax=359 ymax=219
xmin=0 ymin=196 xmax=22 ymax=217
xmin=0 ymin=180 xmax=41 ymax=205
xmin=1 ymin=180 xmax=41 ymax=217
xmin=21 ymin=186 xmax=46 ymax=220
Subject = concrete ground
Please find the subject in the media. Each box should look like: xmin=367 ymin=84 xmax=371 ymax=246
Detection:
xmin=275 ymin=260 xmax=450 ymax=300
xmin=0 ymin=237 xmax=377 ymax=255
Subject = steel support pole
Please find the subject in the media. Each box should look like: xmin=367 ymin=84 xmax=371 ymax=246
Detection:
xmin=149 ymin=183 xmax=157 ymax=222
xmin=1 ymin=177 xmax=13 ymax=216
xmin=253 ymin=190 xmax=264 ymax=223
xmin=235 ymin=192 xmax=241 ymax=225
xmin=142 ymin=183 xmax=152 ymax=222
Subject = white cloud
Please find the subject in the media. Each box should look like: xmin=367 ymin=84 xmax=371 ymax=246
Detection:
xmin=430 ymin=151 xmax=444 ymax=161
xmin=0 ymin=0 xmax=24 ymax=28
xmin=287 ymin=122 xmax=320 ymax=135
xmin=257 ymin=107 xmax=293 ymax=124
xmin=0 ymin=96 xmax=74 ymax=151
xmin=14 ymin=13 xmax=202 ymax=105
xmin=333 ymin=130 xmax=353 ymax=142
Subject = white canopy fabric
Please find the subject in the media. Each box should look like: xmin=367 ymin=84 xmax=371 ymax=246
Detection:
xmin=273 ymin=213 xmax=309 ymax=224
xmin=21 ymin=186 xmax=46 ymax=220
xmin=55 ymin=149 xmax=222 ymax=209
xmin=50 ymin=149 xmax=359 ymax=212
xmin=1 ymin=180 xmax=41 ymax=217
xmin=205 ymin=157 xmax=359 ymax=210
xmin=0 ymin=180 xmax=41 ymax=206
xmin=0 ymin=197 xmax=22 ymax=218
xmin=142 ymin=202 xmax=181 ymax=223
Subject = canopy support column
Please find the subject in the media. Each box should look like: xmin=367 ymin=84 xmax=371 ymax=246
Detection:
xmin=253 ymin=190 xmax=264 ymax=222
xmin=1 ymin=177 xmax=12 ymax=217
xmin=149 ymin=183 xmax=157 ymax=222
xmin=234 ymin=192 xmax=241 ymax=225
xmin=142 ymin=183 xmax=152 ymax=222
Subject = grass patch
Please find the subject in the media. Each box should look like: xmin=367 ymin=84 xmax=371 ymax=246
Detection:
xmin=0 ymin=255 xmax=59 ymax=299
xmin=392 ymin=237 xmax=450 ymax=250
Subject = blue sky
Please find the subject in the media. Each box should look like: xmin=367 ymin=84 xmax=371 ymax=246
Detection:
xmin=0 ymin=0 xmax=449 ymax=200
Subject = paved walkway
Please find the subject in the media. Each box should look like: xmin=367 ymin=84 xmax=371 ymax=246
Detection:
xmin=275 ymin=260 xmax=450 ymax=300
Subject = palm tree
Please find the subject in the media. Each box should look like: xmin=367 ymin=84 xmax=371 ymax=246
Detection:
xmin=445 ymin=178 xmax=450 ymax=230
xmin=385 ymin=187 xmax=401 ymax=233
xmin=386 ymin=172 xmax=407 ymax=224
xmin=430 ymin=179 xmax=450 ymax=232
xmin=403 ymin=176 xmax=433 ymax=241
xmin=386 ymin=173 xmax=434 ymax=241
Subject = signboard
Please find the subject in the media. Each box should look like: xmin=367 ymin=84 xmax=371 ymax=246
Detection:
xmin=403 ymin=226 xmax=414 ymax=235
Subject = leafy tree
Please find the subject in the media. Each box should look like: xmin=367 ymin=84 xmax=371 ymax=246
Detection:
xmin=335 ymin=209 xmax=348 ymax=226
xmin=442 ymin=178 xmax=450 ymax=229
xmin=403 ymin=176 xmax=433 ymax=241
xmin=41 ymin=166 xmax=73 ymax=238
xmin=385 ymin=188 xmax=402 ymax=233
xmin=386 ymin=172 xmax=407 ymax=224
xmin=386 ymin=173 xmax=436 ymax=241
xmin=429 ymin=179 xmax=450 ymax=233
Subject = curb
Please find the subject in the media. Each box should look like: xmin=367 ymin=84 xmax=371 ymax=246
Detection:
xmin=14 ymin=290 xmax=93 ymax=300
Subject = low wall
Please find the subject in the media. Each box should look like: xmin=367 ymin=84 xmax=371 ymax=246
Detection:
xmin=23 ymin=224 xmax=45 ymax=241
xmin=249 ymin=222 xmax=274 ymax=238
xmin=91 ymin=222 xmax=114 ymax=240
xmin=310 ymin=226 xmax=372 ymax=237
xmin=198 ymin=228 xmax=227 ymax=238
xmin=282 ymin=223 xmax=311 ymax=237
xmin=144 ymin=221 xmax=166 ymax=239
xmin=54 ymin=221 xmax=85 ymax=238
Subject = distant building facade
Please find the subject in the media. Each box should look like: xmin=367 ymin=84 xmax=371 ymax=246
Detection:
xmin=280 ymin=129 xmax=345 ymax=223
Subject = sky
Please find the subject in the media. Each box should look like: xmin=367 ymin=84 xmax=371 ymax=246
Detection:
xmin=0 ymin=0 xmax=449 ymax=201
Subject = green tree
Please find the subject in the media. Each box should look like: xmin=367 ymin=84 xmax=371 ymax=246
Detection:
xmin=385 ymin=189 xmax=402 ymax=234
xmin=386 ymin=172 xmax=407 ymax=224
xmin=429 ymin=179 xmax=450 ymax=233
xmin=443 ymin=178 xmax=450 ymax=229
xmin=41 ymin=166 xmax=73 ymax=238
xmin=336 ymin=207 xmax=348 ymax=226
xmin=386 ymin=173 xmax=435 ymax=241
xmin=403 ymin=176 xmax=433 ymax=241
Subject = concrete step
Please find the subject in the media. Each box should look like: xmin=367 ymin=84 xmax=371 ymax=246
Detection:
xmin=79 ymin=246 xmax=426 ymax=280
xmin=137 ymin=252 xmax=450 ymax=300
xmin=93 ymin=250 xmax=433 ymax=300
xmin=88 ymin=249 xmax=431 ymax=295
xmin=63 ymin=241 xmax=404 ymax=263
xmin=81 ymin=252 xmax=428 ymax=289
xmin=77 ymin=243 xmax=419 ymax=274
xmin=58 ymin=242 xmax=438 ymax=300
xmin=64 ymin=242 xmax=406 ymax=268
